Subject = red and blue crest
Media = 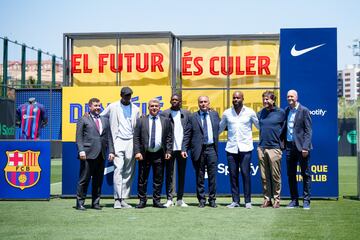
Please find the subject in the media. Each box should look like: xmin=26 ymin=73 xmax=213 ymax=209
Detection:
xmin=4 ymin=150 xmax=41 ymax=190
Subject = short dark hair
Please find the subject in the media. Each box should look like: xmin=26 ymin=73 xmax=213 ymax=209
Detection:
xmin=88 ymin=98 xmax=100 ymax=106
xmin=171 ymin=93 xmax=182 ymax=100
xmin=120 ymin=87 xmax=133 ymax=96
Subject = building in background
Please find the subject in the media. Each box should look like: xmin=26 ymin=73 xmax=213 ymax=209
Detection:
xmin=0 ymin=60 xmax=63 ymax=87
xmin=338 ymin=64 xmax=360 ymax=101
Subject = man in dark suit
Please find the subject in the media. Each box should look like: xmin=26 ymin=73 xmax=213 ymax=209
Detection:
xmin=160 ymin=93 xmax=191 ymax=207
xmin=133 ymin=98 xmax=173 ymax=208
xmin=284 ymin=90 xmax=312 ymax=210
xmin=75 ymin=98 xmax=115 ymax=210
xmin=182 ymin=96 xmax=220 ymax=208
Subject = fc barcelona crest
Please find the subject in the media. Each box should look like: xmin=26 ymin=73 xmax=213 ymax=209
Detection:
xmin=4 ymin=150 xmax=41 ymax=190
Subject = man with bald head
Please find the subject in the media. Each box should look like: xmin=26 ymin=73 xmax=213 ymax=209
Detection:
xmin=283 ymin=90 xmax=312 ymax=210
xmin=182 ymin=96 xmax=220 ymax=208
xmin=219 ymin=91 xmax=259 ymax=209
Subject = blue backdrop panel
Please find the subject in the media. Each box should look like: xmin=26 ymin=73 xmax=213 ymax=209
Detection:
xmin=280 ymin=28 xmax=338 ymax=197
xmin=15 ymin=89 xmax=62 ymax=140
xmin=0 ymin=141 xmax=51 ymax=199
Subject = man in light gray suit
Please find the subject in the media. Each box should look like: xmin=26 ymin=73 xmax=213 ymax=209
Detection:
xmin=76 ymin=98 xmax=115 ymax=210
xmin=101 ymin=87 xmax=140 ymax=208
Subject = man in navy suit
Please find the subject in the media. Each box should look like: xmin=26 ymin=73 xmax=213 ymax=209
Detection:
xmin=75 ymin=98 xmax=115 ymax=210
xmin=182 ymin=96 xmax=220 ymax=208
xmin=133 ymin=98 xmax=173 ymax=209
xmin=284 ymin=90 xmax=312 ymax=210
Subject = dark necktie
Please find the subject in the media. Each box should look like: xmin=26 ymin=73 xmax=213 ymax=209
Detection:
xmin=150 ymin=116 xmax=156 ymax=148
xmin=202 ymin=112 xmax=209 ymax=144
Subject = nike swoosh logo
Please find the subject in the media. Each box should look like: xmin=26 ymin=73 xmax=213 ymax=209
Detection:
xmin=290 ymin=43 xmax=326 ymax=57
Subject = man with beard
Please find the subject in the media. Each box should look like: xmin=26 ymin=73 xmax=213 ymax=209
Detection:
xmin=257 ymin=91 xmax=285 ymax=209
xmin=101 ymin=87 xmax=140 ymax=209
xmin=219 ymin=91 xmax=259 ymax=209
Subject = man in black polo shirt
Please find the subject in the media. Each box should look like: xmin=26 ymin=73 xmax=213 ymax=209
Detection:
xmin=257 ymin=91 xmax=285 ymax=208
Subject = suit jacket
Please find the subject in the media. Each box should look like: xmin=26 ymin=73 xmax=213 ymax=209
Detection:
xmin=183 ymin=110 xmax=220 ymax=161
xmin=284 ymin=103 xmax=313 ymax=151
xmin=133 ymin=115 xmax=173 ymax=156
xmin=76 ymin=115 xmax=114 ymax=160
xmin=101 ymin=101 xmax=140 ymax=152
xmin=160 ymin=108 xmax=191 ymax=145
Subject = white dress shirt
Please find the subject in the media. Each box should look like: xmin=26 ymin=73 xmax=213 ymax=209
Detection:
xmin=148 ymin=115 xmax=162 ymax=152
xmin=171 ymin=110 xmax=183 ymax=151
xmin=219 ymin=106 xmax=259 ymax=153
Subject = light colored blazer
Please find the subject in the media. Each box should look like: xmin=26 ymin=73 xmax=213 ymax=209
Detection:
xmin=101 ymin=101 xmax=140 ymax=152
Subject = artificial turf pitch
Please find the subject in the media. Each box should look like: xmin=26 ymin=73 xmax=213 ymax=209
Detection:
xmin=0 ymin=157 xmax=359 ymax=240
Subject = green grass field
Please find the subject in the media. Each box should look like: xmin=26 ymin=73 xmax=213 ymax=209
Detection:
xmin=1 ymin=157 xmax=360 ymax=240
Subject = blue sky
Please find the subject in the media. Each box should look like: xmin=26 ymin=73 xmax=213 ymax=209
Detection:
xmin=0 ymin=0 xmax=359 ymax=68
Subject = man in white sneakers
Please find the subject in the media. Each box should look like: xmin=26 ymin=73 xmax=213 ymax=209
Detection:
xmin=101 ymin=87 xmax=140 ymax=209
xmin=161 ymin=94 xmax=191 ymax=207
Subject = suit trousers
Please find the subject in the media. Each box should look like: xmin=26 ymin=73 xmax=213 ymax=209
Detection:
xmin=165 ymin=150 xmax=187 ymax=201
xmin=137 ymin=149 xmax=165 ymax=204
xmin=286 ymin=141 xmax=311 ymax=202
xmin=113 ymin=138 xmax=135 ymax=200
xmin=76 ymin=154 xmax=105 ymax=207
xmin=257 ymin=147 xmax=282 ymax=202
xmin=227 ymin=151 xmax=252 ymax=204
xmin=192 ymin=144 xmax=217 ymax=204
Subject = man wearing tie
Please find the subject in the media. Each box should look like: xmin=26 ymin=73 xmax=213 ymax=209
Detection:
xmin=75 ymin=98 xmax=115 ymax=210
xmin=133 ymin=98 xmax=173 ymax=208
xmin=182 ymin=96 xmax=220 ymax=208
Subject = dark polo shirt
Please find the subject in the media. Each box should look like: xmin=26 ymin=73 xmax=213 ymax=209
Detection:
xmin=258 ymin=107 xmax=286 ymax=149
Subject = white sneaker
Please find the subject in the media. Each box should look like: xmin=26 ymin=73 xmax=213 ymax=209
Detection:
xmin=114 ymin=199 xmax=122 ymax=209
xmin=120 ymin=200 xmax=132 ymax=208
xmin=176 ymin=199 xmax=189 ymax=207
xmin=163 ymin=200 xmax=174 ymax=208
xmin=245 ymin=203 xmax=252 ymax=209
xmin=226 ymin=202 xmax=240 ymax=208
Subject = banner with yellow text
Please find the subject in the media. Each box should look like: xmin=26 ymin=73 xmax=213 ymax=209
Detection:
xmin=72 ymin=38 xmax=171 ymax=86
xmin=181 ymin=40 xmax=279 ymax=88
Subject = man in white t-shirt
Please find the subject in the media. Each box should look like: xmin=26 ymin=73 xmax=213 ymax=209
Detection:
xmin=160 ymin=94 xmax=191 ymax=207
xmin=101 ymin=87 xmax=140 ymax=209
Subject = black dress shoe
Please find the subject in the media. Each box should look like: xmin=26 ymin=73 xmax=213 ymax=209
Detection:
xmin=198 ymin=202 xmax=205 ymax=208
xmin=135 ymin=202 xmax=146 ymax=209
xmin=209 ymin=201 xmax=217 ymax=208
xmin=76 ymin=205 xmax=86 ymax=211
xmin=91 ymin=205 xmax=102 ymax=210
xmin=153 ymin=202 xmax=166 ymax=208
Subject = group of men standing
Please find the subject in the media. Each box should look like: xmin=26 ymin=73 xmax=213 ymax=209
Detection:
xmin=75 ymin=87 xmax=312 ymax=210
